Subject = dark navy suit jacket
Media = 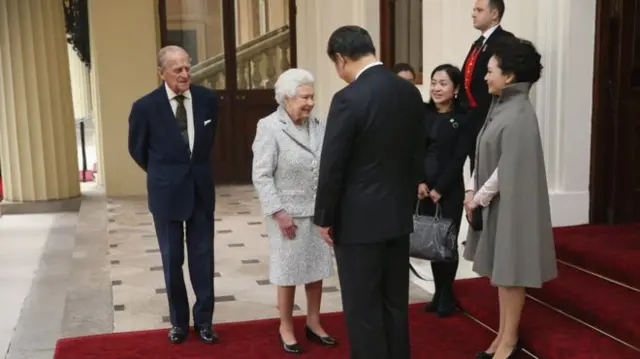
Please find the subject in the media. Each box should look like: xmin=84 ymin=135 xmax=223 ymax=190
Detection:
xmin=128 ymin=84 xmax=218 ymax=221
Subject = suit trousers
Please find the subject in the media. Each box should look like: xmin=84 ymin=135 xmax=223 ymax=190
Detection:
xmin=153 ymin=191 xmax=214 ymax=329
xmin=334 ymin=235 xmax=411 ymax=359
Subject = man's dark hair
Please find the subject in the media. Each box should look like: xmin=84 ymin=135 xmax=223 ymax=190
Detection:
xmin=391 ymin=63 xmax=416 ymax=77
xmin=493 ymin=37 xmax=543 ymax=84
xmin=326 ymin=25 xmax=376 ymax=62
xmin=489 ymin=0 xmax=505 ymax=20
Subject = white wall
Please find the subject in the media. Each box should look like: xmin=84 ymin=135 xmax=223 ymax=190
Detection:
xmin=419 ymin=0 xmax=595 ymax=227
xmin=296 ymin=0 xmax=380 ymax=119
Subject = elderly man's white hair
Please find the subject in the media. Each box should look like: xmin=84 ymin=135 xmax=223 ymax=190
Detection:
xmin=274 ymin=68 xmax=315 ymax=105
xmin=157 ymin=45 xmax=189 ymax=69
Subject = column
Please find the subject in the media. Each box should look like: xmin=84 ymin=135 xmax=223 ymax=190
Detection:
xmin=0 ymin=0 xmax=80 ymax=202
xmin=296 ymin=0 xmax=379 ymax=116
xmin=67 ymin=45 xmax=92 ymax=119
xmin=89 ymin=0 xmax=158 ymax=197
xmin=67 ymin=44 xmax=94 ymax=182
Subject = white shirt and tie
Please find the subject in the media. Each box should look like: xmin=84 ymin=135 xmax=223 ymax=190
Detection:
xmin=165 ymin=83 xmax=195 ymax=153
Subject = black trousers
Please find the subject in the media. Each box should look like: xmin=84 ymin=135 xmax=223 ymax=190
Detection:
xmin=334 ymin=236 xmax=411 ymax=359
xmin=153 ymin=194 xmax=214 ymax=329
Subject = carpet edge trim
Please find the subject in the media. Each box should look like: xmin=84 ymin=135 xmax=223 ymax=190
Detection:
xmin=525 ymin=294 xmax=640 ymax=353
xmin=557 ymin=260 xmax=640 ymax=293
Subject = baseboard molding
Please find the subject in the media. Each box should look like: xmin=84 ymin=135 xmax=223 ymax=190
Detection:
xmin=549 ymin=191 xmax=589 ymax=227
xmin=0 ymin=197 xmax=82 ymax=216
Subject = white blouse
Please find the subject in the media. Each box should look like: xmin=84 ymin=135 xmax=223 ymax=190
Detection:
xmin=465 ymin=168 xmax=499 ymax=207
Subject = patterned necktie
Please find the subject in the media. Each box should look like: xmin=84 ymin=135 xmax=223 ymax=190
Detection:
xmin=174 ymin=95 xmax=189 ymax=147
xmin=474 ymin=36 xmax=486 ymax=51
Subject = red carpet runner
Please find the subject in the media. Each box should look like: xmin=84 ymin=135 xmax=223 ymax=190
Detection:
xmin=54 ymin=224 xmax=640 ymax=358
xmin=455 ymin=224 xmax=640 ymax=358
xmin=54 ymin=304 xmax=499 ymax=358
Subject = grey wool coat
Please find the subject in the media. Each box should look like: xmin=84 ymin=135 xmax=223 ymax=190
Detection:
xmin=463 ymin=82 xmax=558 ymax=288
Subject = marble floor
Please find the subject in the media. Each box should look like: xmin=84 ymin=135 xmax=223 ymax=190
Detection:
xmin=106 ymin=185 xmax=431 ymax=332
xmin=1 ymin=184 xmax=456 ymax=359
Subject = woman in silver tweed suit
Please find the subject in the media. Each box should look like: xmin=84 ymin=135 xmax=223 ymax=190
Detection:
xmin=251 ymin=68 xmax=337 ymax=355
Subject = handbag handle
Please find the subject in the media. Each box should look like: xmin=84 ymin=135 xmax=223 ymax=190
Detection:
xmin=415 ymin=200 xmax=442 ymax=220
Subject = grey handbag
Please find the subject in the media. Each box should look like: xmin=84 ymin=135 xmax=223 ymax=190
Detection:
xmin=409 ymin=201 xmax=458 ymax=262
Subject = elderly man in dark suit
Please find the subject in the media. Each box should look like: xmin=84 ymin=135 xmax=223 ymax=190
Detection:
xmin=461 ymin=0 xmax=514 ymax=172
xmin=314 ymin=26 xmax=424 ymax=359
xmin=128 ymin=45 xmax=218 ymax=344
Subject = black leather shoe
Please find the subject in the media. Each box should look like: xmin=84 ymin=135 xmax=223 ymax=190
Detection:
xmin=194 ymin=325 xmax=218 ymax=344
xmin=475 ymin=351 xmax=494 ymax=358
xmin=280 ymin=334 xmax=303 ymax=355
xmin=305 ymin=325 xmax=338 ymax=347
xmin=168 ymin=326 xmax=188 ymax=344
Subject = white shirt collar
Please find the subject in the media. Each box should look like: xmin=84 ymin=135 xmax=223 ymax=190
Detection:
xmin=481 ymin=25 xmax=499 ymax=44
xmin=164 ymin=83 xmax=191 ymax=100
xmin=355 ymin=61 xmax=384 ymax=80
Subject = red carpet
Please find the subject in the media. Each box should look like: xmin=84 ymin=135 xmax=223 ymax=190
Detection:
xmin=55 ymin=304 xmax=501 ymax=359
xmin=455 ymin=224 xmax=640 ymax=358
xmin=553 ymin=223 xmax=640 ymax=289
xmin=55 ymin=224 xmax=640 ymax=358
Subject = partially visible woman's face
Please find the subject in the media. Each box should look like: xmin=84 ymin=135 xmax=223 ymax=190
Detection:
xmin=430 ymin=70 xmax=457 ymax=106
xmin=284 ymin=84 xmax=315 ymax=122
xmin=397 ymin=70 xmax=415 ymax=83
xmin=485 ymin=56 xmax=512 ymax=95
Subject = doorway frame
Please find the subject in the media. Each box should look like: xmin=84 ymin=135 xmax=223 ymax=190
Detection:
xmin=157 ymin=0 xmax=298 ymax=184
xmin=589 ymin=0 xmax=625 ymax=224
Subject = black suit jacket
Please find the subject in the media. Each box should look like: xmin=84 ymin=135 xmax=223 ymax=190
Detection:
xmin=459 ymin=26 xmax=515 ymax=117
xmin=459 ymin=26 xmax=515 ymax=170
xmin=313 ymin=65 xmax=425 ymax=245
xmin=128 ymin=84 xmax=218 ymax=221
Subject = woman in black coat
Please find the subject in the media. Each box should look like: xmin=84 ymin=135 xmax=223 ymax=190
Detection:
xmin=417 ymin=64 xmax=475 ymax=317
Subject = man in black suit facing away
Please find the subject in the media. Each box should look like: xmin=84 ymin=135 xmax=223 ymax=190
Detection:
xmin=314 ymin=26 xmax=425 ymax=359
xmin=461 ymin=0 xmax=514 ymax=171
xmin=128 ymin=45 xmax=219 ymax=345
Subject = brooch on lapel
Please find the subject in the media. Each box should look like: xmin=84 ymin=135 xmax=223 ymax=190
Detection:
xmin=450 ymin=118 xmax=459 ymax=129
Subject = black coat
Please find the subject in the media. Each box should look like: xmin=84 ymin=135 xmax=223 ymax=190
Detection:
xmin=418 ymin=106 xmax=474 ymax=230
xmin=313 ymin=65 xmax=425 ymax=245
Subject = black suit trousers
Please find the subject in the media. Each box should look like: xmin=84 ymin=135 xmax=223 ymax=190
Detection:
xmin=153 ymin=186 xmax=214 ymax=329
xmin=334 ymin=236 xmax=411 ymax=359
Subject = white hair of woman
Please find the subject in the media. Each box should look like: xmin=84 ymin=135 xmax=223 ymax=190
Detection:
xmin=274 ymin=68 xmax=315 ymax=105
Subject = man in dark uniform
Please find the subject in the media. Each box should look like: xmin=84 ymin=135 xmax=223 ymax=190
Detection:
xmin=460 ymin=0 xmax=514 ymax=172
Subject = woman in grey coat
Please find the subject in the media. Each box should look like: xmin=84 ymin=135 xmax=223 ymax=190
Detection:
xmin=252 ymin=68 xmax=337 ymax=355
xmin=463 ymin=38 xmax=557 ymax=359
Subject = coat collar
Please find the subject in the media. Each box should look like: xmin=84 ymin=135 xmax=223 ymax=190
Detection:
xmin=498 ymin=82 xmax=532 ymax=101
xmin=277 ymin=107 xmax=322 ymax=156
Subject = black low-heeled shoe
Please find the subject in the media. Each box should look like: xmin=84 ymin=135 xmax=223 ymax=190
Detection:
xmin=477 ymin=339 xmax=522 ymax=359
xmin=305 ymin=325 xmax=338 ymax=347
xmin=506 ymin=340 xmax=523 ymax=358
xmin=475 ymin=351 xmax=494 ymax=358
xmin=279 ymin=334 xmax=303 ymax=355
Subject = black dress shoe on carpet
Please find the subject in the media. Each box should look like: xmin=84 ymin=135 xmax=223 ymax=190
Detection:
xmin=168 ymin=327 xmax=188 ymax=344
xmin=194 ymin=325 xmax=218 ymax=344
xmin=280 ymin=334 xmax=303 ymax=355
xmin=475 ymin=351 xmax=494 ymax=358
xmin=305 ymin=325 xmax=338 ymax=347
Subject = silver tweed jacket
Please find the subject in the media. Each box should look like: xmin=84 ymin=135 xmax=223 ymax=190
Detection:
xmin=251 ymin=108 xmax=325 ymax=217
